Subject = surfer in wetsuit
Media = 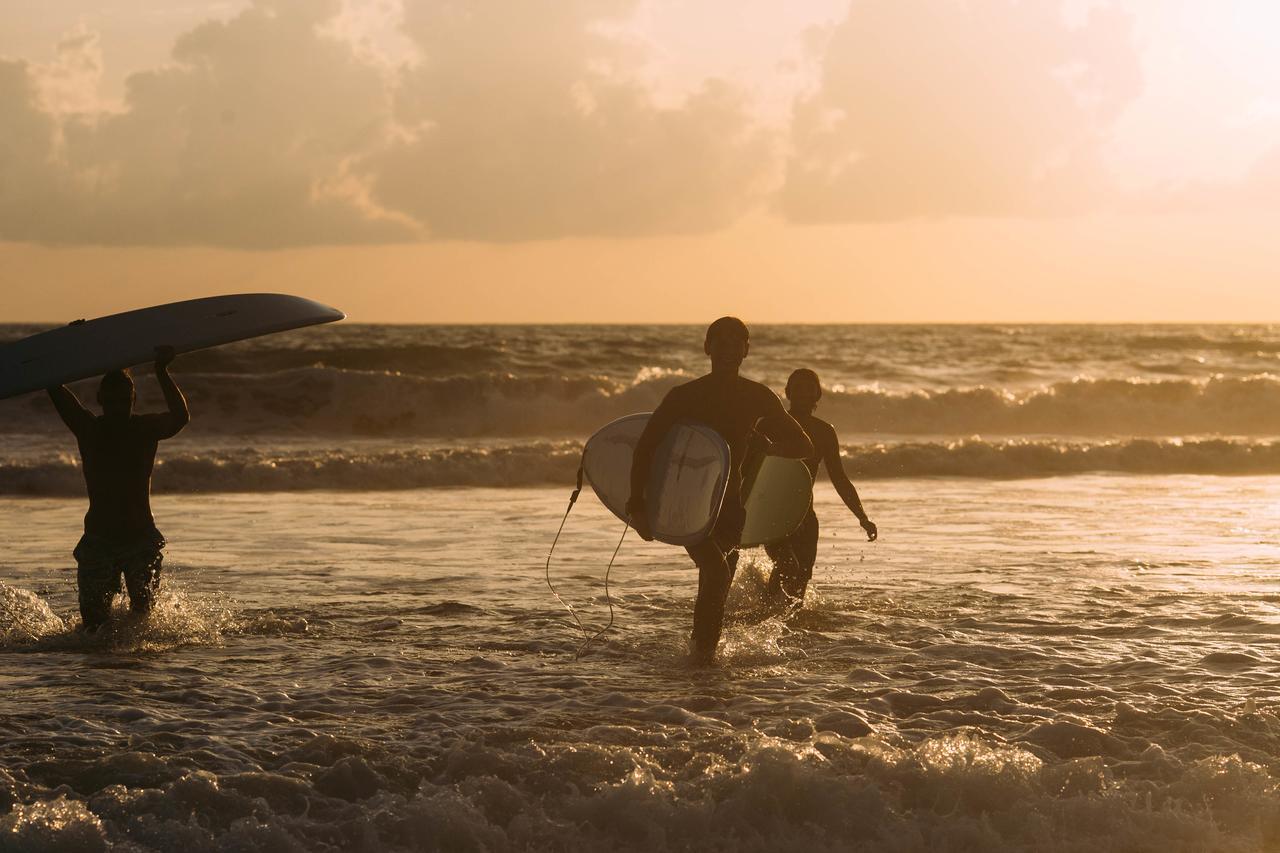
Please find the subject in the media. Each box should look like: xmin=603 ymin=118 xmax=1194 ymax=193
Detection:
xmin=47 ymin=346 xmax=189 ymax=631
xmin=628 ymin=317 xmax=814 ymax=664
xmin=763 ymin=368 xmax=876 ymax=608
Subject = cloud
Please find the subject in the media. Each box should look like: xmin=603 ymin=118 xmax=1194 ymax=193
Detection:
xmin=0 ymin=0 xmax=769 ymax=247
xmin=777 ymin=0 xmax=1143 ymax=223
xmin=1 ymin=0 xmax=411 ymax=248
xmin=365 ymin=0 xmax=771 ymax=240
xmin=0 ymin=59 xmax=65 ymax=236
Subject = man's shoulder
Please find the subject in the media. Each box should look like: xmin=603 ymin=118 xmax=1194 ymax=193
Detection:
xmin=739 ymin=376 xmax=781 ymax=406
xmin=66 ymin=413 xmax=97 ymax=441
xmin=810 ymin=416 xmax=839 ymax=445
xmin=662 ymin=377 xmax=696 ymax=401
xmin=805 ymin=413 xmax=836 ymax=433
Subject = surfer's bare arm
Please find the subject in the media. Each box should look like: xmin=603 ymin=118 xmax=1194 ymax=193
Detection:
xmin=755 ymin=392 xmax=814 ymax=460
xmin=822 ymin=424 xmax=876 ymax=541
xmin=144 ymin=346 xmax=190 ymax=439
xmin=46 ymin=385 xmax=93 ymax=435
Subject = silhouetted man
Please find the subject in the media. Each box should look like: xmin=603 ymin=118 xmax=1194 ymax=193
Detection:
xmin=628 ymin=317 xmax=813 ymax=663
xmin=47 ymin=346 xmax=189 ymax=631
xmin=764 ymin=368 xmax=877 ymax=608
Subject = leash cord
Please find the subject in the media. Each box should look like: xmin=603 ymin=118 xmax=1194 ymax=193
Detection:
xmin=575 ymin=521 xmax=628 ymax=659
xmin=544 ymin=466 xmax=587 ymax=638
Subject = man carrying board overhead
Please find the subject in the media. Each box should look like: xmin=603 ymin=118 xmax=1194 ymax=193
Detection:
xmin=47 ymin=346 xmax=189 ymax=632
xmin=627 ymin=317 xmax=813 ymax=664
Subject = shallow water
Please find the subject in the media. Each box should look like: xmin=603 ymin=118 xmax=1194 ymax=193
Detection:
xmin=3 ymin=478 xmax=1279 ymax=851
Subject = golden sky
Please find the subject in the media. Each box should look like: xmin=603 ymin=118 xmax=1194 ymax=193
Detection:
xmin=3 ymin=0 xmax=1279 ymax=322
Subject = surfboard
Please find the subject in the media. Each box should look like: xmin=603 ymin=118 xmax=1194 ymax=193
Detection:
xmin=0 ymin=294 xmax=344 ymax=400
xmin=739 ymin=456 xmax=814 ymax=547
xmin=582 ymin=413 xmax=731 ymax=546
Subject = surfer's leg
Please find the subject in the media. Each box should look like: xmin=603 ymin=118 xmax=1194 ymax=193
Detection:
xmin=73 ymin=536 xmax=118 ymax=631
xmin=686 ymin=540 xmax=732 ymax=663
xmin=712 ymin=503 xmax=747 ymax=583
xmin=75 ymin=565 xmax=118 ymax=631
xmin=124 ymin=551 xmax=163 ymax=615
xmin=766 ymin=511 xmax=818 ymax=605
xmin=77 ymin=570 xmax=117 ymax=631
xmin=791 ymin=512 xmax=819 ymax=598
xmin=122 ymin=532 xmax=165 ymax=615
xmin=764 ymin=540 xmax=799 ymax=603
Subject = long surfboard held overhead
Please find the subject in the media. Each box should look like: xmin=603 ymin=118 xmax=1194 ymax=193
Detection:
xmin=0 ymin=293 xmax=345 ymax=400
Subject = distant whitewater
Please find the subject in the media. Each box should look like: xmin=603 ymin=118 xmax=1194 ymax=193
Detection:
xmin=3 ymin=323 xmax=1280 ymax=488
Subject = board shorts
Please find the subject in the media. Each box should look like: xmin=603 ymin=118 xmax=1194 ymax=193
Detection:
xmin=73 ymin=530 xmax=165 ymax=629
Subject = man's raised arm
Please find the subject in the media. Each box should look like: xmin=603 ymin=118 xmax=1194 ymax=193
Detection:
xmin=46 ymin=384 xmax=93 ymax=435
xmin=149 ymin=345 xmax=190 ymax=438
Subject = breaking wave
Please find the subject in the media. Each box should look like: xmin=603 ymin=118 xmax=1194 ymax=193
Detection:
xmin=6 ymin=438 xmax=1280 ymax=494
xmin=6 ymin=368 xmax=1280 ymax=438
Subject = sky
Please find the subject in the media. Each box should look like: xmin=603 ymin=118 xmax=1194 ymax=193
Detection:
xmin=2 ymin=0 xmax=1280 ymax=323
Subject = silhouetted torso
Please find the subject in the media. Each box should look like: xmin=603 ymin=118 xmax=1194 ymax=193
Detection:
xmin=663 ymin=374 xmax=781 ymax=505
xmin=791 ymin=411 xmax=838 ymax=479
xmin=71 ymin=415 xmax=168 ymax=539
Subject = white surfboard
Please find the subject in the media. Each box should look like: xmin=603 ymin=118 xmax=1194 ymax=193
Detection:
xmin=0 ymin=294 xmax=344 ymax=400
xmin=583 ymin=413 xmax=730 ymax=546
xmin=740 ymin=456 xmax=814 ymax=547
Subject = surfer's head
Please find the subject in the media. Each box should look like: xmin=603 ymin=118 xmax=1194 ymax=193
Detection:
xmin=704 ymin=316 xmax=749 ymax=370
xmin=785 ymin=368 xmax=822 ymax=412
xmin=98 ymin=369 xmax=135 ymax=417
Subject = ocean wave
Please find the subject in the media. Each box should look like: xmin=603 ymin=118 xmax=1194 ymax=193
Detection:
xmin=0 ymin=443 xmax=584 ymax=494
xmin=168 ymin=341 xmax=511 ymax=376
xmin=816 ymin=374 xmax=1280 ymax=436
xmin=844 ymin=437 xmax=1280 ymax=478
xmin=6 ymin=368 xmax=1280 ymax=438
xmin=5 ymin=438 xmax=1280 ymax=495
xmin=1123 ymin=331 xmax=1280 ymax=355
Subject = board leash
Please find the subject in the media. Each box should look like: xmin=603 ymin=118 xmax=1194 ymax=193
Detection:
xmin=575 ymin=521 xmax=627 ymax=660
xmin=544 ymin=464 xmax=588 ymax=638
xmin=544 ymin=461 xmax=629 ymax=659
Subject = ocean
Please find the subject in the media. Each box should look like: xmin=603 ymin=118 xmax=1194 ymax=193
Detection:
xmin=1 ymin=323 xmax=1279 ymax=851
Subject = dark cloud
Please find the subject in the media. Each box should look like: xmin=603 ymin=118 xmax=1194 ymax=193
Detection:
xmin=777 ymin=0 xmax=1143 ymax=222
